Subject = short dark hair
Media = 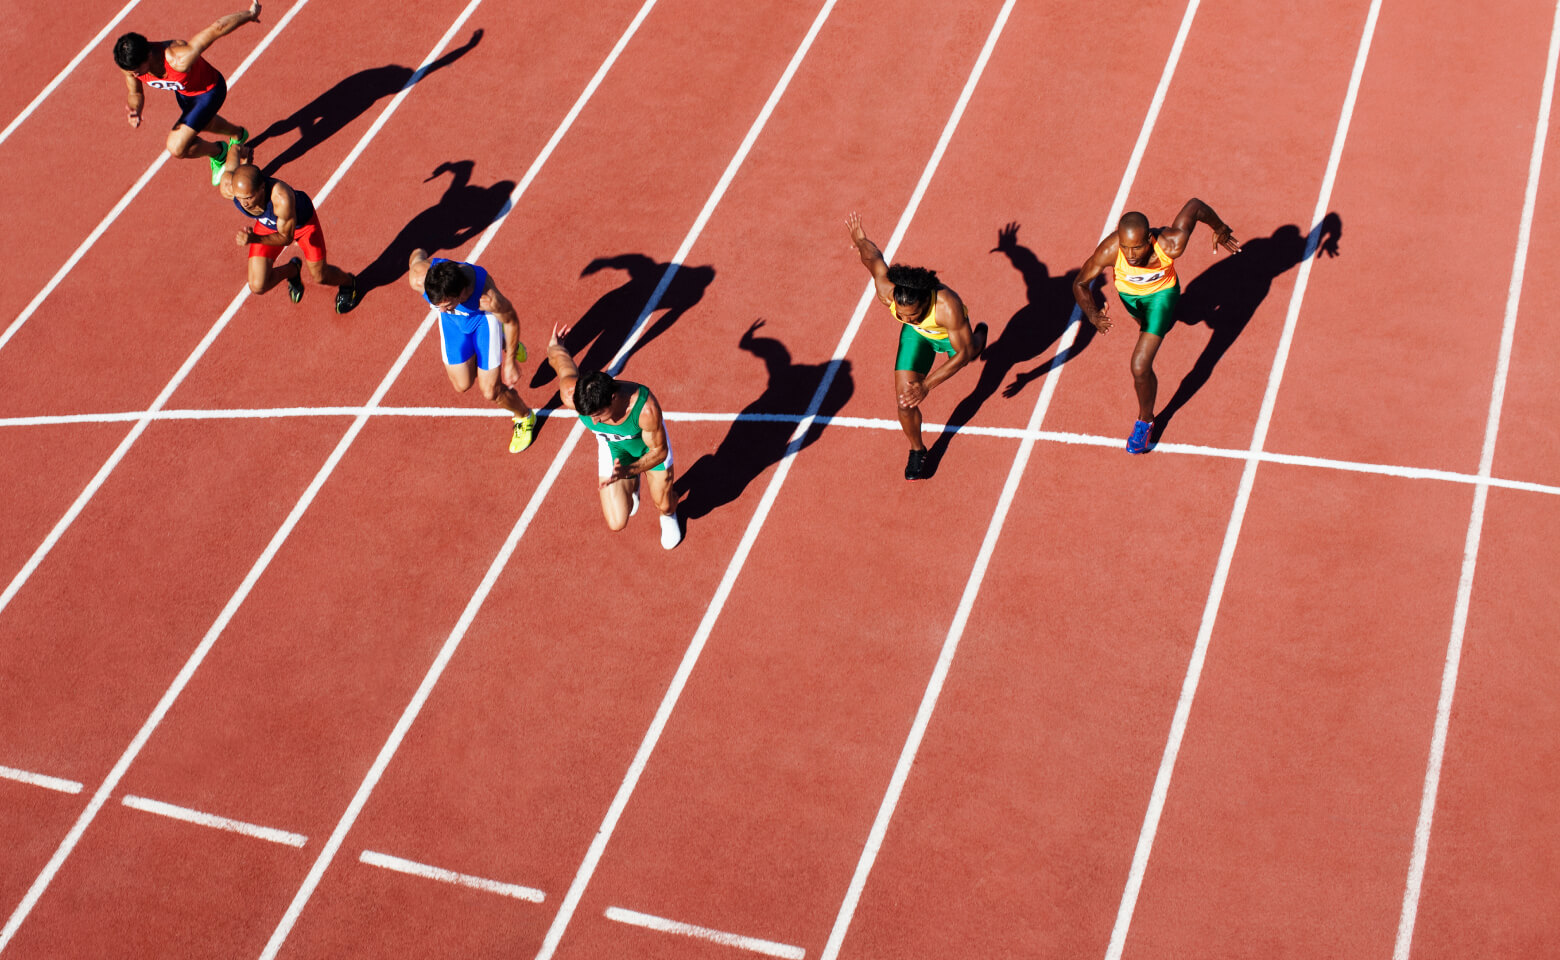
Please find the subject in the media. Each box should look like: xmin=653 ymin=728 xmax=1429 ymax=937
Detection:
xmin=575 ymin=371 xmax=618 ymax=417
xmin=114 ymin=33 xmax=150 ymax=71
xmin=424 ymin=261 xmax=470 ymax=304
xmin=886 ymin=263 xmax=939 ymax=311
xmin=1119 ymin=211 xmax=1150 ymax=234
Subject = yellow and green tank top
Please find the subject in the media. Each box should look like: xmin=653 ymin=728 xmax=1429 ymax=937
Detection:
xmin=889 ymin=297 xmax=948 ymax=341
xmin=1113 ymin=235 xmax=1178 ymax=296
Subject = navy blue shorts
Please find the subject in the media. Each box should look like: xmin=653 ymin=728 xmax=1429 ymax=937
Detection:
xmin=173 ymin=74 xmax=227 ymax=132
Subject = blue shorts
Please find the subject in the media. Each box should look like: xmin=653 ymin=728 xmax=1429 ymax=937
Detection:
xmin=173 ymin=75 xmax=227 ymax=132
xmin=438 ymin=311 xmax=504 ymax=370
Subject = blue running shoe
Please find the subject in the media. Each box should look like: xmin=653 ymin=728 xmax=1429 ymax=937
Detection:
xmin=1126 ymin=419 xmax=1153 ymax=454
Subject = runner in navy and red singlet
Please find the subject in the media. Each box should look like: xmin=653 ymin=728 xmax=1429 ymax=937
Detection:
xmin=219 ymin=163 xmax=359 ymax=313
xmin=114 ymin=2 xmax=261 ymax=184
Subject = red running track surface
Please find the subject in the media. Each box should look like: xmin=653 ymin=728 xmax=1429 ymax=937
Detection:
xmin=1 ymin=0 xmax=1557 ymax=957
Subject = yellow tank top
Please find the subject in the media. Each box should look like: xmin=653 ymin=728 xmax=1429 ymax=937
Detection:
xmin=1113 ymin=236 xmax=1177 ymax=296
xmin=889 ymin=297 xmax=948 ymax=340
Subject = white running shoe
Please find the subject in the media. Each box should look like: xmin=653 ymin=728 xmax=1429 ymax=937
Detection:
xmin=630 ymin=476 xmax=641 ymax=517
xmin=659 ymin=511 xmax=683 ymax=550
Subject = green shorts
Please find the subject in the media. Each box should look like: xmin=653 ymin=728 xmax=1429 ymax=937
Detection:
xmin=1117 ymin=281 xmax=1181 ymax=337
xmin=895 ymin=323 xmax=958 ymax=375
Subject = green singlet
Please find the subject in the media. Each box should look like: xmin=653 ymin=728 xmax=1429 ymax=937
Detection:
xmin=578 ymin=383 xmax=669 ymax=472
xmin=895 ymin=323 xmax=958 ymax=375
xmin=1117 ymin=281 xmax=1181 ymax=337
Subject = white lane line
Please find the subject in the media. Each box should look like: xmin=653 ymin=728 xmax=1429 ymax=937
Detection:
xmin=0 ymin=3 xmax=512 ymax=952
xmin=0 ymin=0 xmax=147 ymax=146
xmin=0 ymin=765 xmax=83 ymax=795
xmin=120 ymin=794 xmax=306 ymax=847
xmin=0 ymin=0 xmax=314 ymax=354
xmin=257 ymin=4 xmax=846 ymax=957
xmin=605 ymin=906 xmax=805 ymax=960
xmin=1392 ymin=4 xmax=1560 ymax=958
xmin=537 ymin=3 xmax=1019 ymax=958
xmin=1102 ymin=4 xmax=1384 ymax=959
xmin=358 ymin=850 xmax=545 ymax=903
xmin=819 ymin=1 xmax=1202 ymax=956
xmin=7 ymin=405 xmax=1560 ymax=498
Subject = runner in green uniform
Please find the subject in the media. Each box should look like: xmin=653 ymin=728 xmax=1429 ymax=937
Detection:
xmin=545 ymin=323 xmax=681 ymax=549
xmin=847 ymin=212 xmax=986 ymax=480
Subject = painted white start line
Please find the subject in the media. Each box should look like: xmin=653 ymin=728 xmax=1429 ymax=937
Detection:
xmin=119 ymin=794 xmax=306 ymax=848
xmin=605 ymin=906 xmax=805 ymax=959
xmin=0 ymin=766 xmax=82 ymax=795
xmin=358 ymin=849 xmax=545 ymax=903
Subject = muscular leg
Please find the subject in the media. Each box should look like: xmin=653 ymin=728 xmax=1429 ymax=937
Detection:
xmin=1130 ymin=331 xmax=1163 ymax=422
xmin=445 ymin=358 xmax=479 ymax=393
xmin=598 ymin=476 xmax=635 ymax=531
xmin=166 ymin=124 xmax=224 ymax=160
xmin=643 ymin=466 xmax=676 ymax=517
xmin=301 ymin=259 xmax=355 ymax=288
xmin=475 ymin=365 xmax=533 ymax=418
xmin=895 ymin=369 xmax=926 ymax=451
xmin=202 ymin=114 xmax=242 ymax=140
xmin=247 ymin=255 xmax=299 ymax=295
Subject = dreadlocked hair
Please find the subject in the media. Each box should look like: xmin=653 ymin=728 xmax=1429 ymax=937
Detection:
xmin=886 ymin=264 xmax=939 ymax=309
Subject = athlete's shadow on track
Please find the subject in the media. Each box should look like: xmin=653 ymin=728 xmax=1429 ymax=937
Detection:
xmin=353 ymin=160 xmax=515 ymax=299
xmin=1151 ymin=212 xmax=1343 ymax=443
xmin=249 ymin=29 xmax=484 ymax=175
xmin=677 ymin=320 xmax=854 ymax=521
xmin=924 ymin=222 xmax=1090 ymax=475
xmin=530 ymin=254 xmax=716 ymax=391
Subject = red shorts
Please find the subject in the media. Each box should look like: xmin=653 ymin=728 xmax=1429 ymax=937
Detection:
xmin=248 ymin=213 xmax=327 ymax=262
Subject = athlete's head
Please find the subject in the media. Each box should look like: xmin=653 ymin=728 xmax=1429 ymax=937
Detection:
xmin=113 ymin=33 xmax=151 ymax=72
xmin=1118 ymin=211 xmax=1152 ymax=260
xmin=574 ymin=371 xmax=619 ymax=420
xmin=424 ymin=261 xmax=473 ymax=309
xmin=229 ymin=164 xmax=265 ymax=205
xmin=886 ymin=264 xmax=939 ymax=322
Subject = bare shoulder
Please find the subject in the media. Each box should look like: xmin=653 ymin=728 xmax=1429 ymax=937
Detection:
xmin=935 ymin=285 xmax=968 ymax=322
xmin=558 ymin=377 xmax=579 ymax=410
xmin=638 ymin=385 xmax=665 ymax=424
xmin=164 ymin=39 xmax=194 ymax=69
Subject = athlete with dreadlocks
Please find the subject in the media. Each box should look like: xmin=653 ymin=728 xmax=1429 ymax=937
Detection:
xmin=847 ymin=212 xmax=986 ymax=480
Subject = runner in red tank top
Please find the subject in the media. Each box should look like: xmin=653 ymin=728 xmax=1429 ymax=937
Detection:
xmin=113 ymin=2 xmax=262 ymax=185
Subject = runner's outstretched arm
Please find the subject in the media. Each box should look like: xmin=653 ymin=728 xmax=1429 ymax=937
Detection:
xmin=182 ymin=2 xmax=263 ymax=63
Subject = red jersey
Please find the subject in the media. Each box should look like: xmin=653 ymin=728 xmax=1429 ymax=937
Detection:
xmin=135 ymin=46 xmax=219 ymax=96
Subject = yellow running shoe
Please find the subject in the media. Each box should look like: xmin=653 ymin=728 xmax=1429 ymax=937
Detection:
xmin=512 ymin=340 xmax=528 ymax=363
xmin=509 ymin=412 xmax=537 ymax=453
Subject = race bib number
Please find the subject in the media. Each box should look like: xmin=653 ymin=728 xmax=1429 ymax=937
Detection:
xmin=1124 ymin=271 xmax=1164 ymax=284
xmin=146 ymin=79 xmax=185 ymax=91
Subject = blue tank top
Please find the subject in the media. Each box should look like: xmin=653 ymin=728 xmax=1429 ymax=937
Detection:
xmin=423 ymin=258 xmax=489 ymax=334
xmin=233 ymin=180 xmax=314 ymax=231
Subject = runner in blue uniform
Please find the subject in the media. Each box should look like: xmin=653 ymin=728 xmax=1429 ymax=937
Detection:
xmin=408 ymin=249 xmax=537 ymax=453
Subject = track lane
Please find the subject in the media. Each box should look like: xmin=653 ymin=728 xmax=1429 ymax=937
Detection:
xmin=1405 ymin=488 xmax=1560 ymax=959
xmin=1258 ymin=0 xmax=1558 ymax=472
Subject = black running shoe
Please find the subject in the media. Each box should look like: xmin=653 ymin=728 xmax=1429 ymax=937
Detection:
xmin=335 ymin=279 xmax=360 ymax=314
xmin=905 ymin=448 xmax=928 ymax=481
xmin=285 ymin=257 xmax=304 ymax=304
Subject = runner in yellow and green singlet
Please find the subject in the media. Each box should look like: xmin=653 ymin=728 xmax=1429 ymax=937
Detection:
xmin=846 ymin=212 xmax=986 ymax=480
xmin=1074 ymin=199 xmax=1240 ymax=453
xmin=545 ymin=323 xmax=682 ymax=549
